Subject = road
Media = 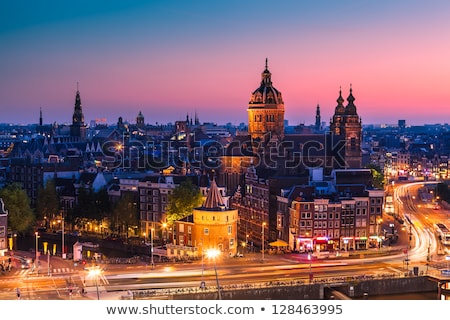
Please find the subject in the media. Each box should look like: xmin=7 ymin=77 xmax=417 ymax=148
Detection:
xmin=1 ymin=181 xmax=449 ymax=300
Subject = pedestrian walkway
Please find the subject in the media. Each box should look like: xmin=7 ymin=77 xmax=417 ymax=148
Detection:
xmin=8 ymin=267 xmax=77 ymax=277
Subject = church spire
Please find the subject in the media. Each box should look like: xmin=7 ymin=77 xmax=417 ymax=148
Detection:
xmin=73 ymin=84 xmax=84 ymax=124
xmin=315 ymin=104 xmax=321 ymax=131
xmin=261 ymin=58 xmax=272 ymax=87
xmin=345 ymin=84 xmax=357 ymax=115
xmin=334 ymin=86 xmax=345 ymax=115
xmin=70 ymin=83 xmax=87 ymax=140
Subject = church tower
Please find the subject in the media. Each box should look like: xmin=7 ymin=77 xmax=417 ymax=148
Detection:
xmin=330 ymin=87 xmax=346 ymax=136
xmin=330 ymin=85 xmax=362 ymax=168
xmin=315 ymin=104 xmax=321 ymax=132
xmin=70 ymin=85 xmax=87 ymax=141
xmin=136 ymin=111 xmax=145 ymax=129
xmin=247 ymin=59 xmax=285 ymax=141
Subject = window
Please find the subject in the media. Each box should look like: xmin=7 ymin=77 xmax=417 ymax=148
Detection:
xmin=350 ymin=137 xmax=356 ymax=150
xmin=228 ymin=225 xmax=232 ymax=234
xmin=204 ymin=228 xmax=209 ymax=235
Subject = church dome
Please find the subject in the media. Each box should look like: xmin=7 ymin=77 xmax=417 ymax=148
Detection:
xmin=249 ymin=59 xmax=284 ymax=106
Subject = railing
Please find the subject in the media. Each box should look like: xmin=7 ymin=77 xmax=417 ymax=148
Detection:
xmin=130 ymin=272 xmax=416 ymax=299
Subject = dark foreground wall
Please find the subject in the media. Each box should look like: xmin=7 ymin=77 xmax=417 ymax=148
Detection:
xmin=167 ymin=277 xmax=438 ymax=300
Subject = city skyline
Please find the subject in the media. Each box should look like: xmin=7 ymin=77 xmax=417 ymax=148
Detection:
xmin=1 ymin=1 xmax=450 ymax=126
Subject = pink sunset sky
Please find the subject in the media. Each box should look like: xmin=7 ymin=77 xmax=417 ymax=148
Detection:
xmin=1 ymin=0 xmax=450 ymax=126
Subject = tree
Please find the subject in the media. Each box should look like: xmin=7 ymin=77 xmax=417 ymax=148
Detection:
xmin=365 ymin=164 xmax=385 ymax=189
xmin=0 ymin=183 xmax=35 ymax=234
xmin=436 ymin=183 xmax=450 ymax=203
xmin=111 ymin=192 xmax=139 ymax=239
xmin=36 ymin=179 xmax=59 ymax=225
xmin=94 ymin=187 xmax=111 ymax=220
xmin=166 ymin=179 xmax=203 ymax=225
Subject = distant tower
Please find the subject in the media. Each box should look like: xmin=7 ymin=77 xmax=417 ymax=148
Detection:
xmin=70 ymin=83 xmax=87 ymax=140
xmin=117 ymin=116 xmax=125 ymax=131
xmin=330 ymin=85 xmax=362 ymax=168
xmin=39 ymin=107 xmax=43 ymax=127
xmin=330 ymin=87 xmax=346 ymax=136
xmin=192 ymin=179 xmax=238 ymax=256
xmin=247 ymin=58 xmax=285 ymax=141
xmin=315 ymin=104 xmax=321 ymax=132
xmin=194 ymin=111 xmax=199 ymax=125
xmin=136 ymin=111 xmax=145 ymax=129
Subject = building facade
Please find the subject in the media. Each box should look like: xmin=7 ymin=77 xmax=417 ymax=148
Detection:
xmin=192 ymin=179 xmax=238 ymax=256
xmin=247 ymin=59 xmax=285 ymax=142
xmin=330 ymin=86 xmax=363 ymax=168
xmin=0 ymin=198 xmax=8 ymax=256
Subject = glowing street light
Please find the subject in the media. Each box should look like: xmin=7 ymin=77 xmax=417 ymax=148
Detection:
xmin=377 ymin=218 xmax=383 ymax=249
xmin=206 ymin=248 xmax=221 ymax=300
xmin=262 ymin=222 xmax=266 ymax=262
xmin=35 ymin=232 xmax=40 ymax=273
xmin=307 ymin=253 xmax=313 ymax=283
xmin=162 ymin=222 xmax=168 ymax=244
xmin=88 ymin=267 xmax=102 ymax=300
xmin=61 ymin=217 xmax=65 ymax=259
xmin=200 ymin=239 xmax=205 ymax=289
xmin=150 ymin=227 xmax=155 ymax=269
xmin=241 ymin=241 xmax=246 ymax=256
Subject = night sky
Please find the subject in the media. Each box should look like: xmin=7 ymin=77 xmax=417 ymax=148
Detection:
xmin=1 ymin=0 xmax=450 ymax=126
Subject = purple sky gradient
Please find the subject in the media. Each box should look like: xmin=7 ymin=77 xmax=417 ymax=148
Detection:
xmin=1 ymin=1 xmax=450 ymax=126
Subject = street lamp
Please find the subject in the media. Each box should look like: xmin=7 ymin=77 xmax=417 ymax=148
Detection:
xmin=262 ymin=222 xmax=266 ymax=262
xmin=241 ymin=241 xmax=246 ymax=256
xmin=200 ymin=239 xmax=205 ymax=289
xmin=377 ymin=218 xmax=383 ymax=249
xmin=307 ymin=253 xmax=313 ymax=283
xmin=150 ymin=227 xmax=155 ymax=269
xmin=61 ymin=217 xmax=65 ymax=259
xmin=35 ymin=232 xmax=40 ymax=273
xmin=162 ymin=222 xmax=168 ymax=244
xmin=206 ymin=248 xmax=221 ymax=300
